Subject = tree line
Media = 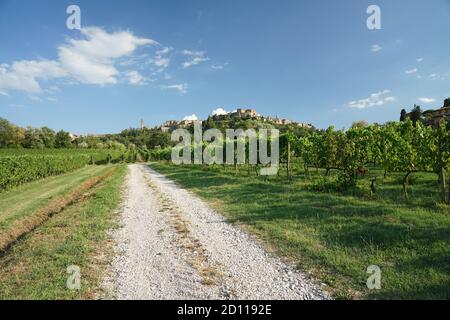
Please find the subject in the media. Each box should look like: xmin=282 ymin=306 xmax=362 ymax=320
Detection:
xmin=0 ymin=117 xmax=173 ymax=151
xmin=0 ymin=118 xmax=73 ymax=149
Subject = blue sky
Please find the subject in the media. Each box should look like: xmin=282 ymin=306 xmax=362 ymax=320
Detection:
xmin=0 ymin=0 xmax=449 ymax=133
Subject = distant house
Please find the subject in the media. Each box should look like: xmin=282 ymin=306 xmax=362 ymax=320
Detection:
xmin=430 ymin=106 xmax=450 ymax=127
xmin=297 ymin=122 xmax=312 ymax=129
xmin=405 ymin=106 xmax=450 ymax=127
xmin=157 ymin=107 xmax=313 ymax=131
xmin=159 ymin=120 xmax=179 ymax=132
xmin=68 ymin=133 xmax=79 ymax=141
xmin=163 ymin=120 xmax=179 ymax=127
xmin=230 ymin=108 xmax=259 ymax=119
xmin=179 ymin=120 xmax=195 ymax=127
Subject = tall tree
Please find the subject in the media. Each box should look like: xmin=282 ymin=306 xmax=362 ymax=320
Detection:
xmin=54 ymin=130 xmax=72 ymax=148
xmin=0 ymin=117 xmax=24 ymax=148
xmin=409 ymin=105 xmax=423 ymax=126
xmin=40 ymin=127 xmax=56 ymax=148
xmin=400 ymin=109 xmax=407 ymax=122
xmin=443 ymin=98 xmax=450 ymax=108
xmin=23 ymin=127 xmax=44 ymax=148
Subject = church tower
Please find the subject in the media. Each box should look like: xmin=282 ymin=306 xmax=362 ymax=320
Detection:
xmin=140 ymin=118 xmax=145 ymax=130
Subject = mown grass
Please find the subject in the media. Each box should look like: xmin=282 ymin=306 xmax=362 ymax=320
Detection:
xmin=0 ymin=164 xmax=127 ymax=299
xmin=0 ymin=165 xmax=115 ymax=233
xmin=149 ymin=162 xmax=450 ymax=300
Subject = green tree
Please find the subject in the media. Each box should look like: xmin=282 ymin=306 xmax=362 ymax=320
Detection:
xmin=400 ymin=109 xmax=407 ymax=122
xmin=54 ymin=130 xmax=72 ymax=148
xmin=40 ymin=127 xmax=56 ymax=148
xmin=23 ymin=126 xmax=44 ymax=148
xmin=0 ymin=117 xmax=24 ymax=148
xmin=147 ymin=131 xmax=171 ymax=149
xmin=409 ymin=105 xmax=423 ymax=126
xmin=443 ymin=98 xmax=450 ymax=108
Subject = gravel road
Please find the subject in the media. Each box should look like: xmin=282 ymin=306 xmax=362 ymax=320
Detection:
xmin=103 ymin=164 xmax=328 ymax=300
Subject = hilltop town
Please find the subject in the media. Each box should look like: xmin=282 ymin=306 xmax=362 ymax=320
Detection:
xmin=143 ymin=108 xmax=313 ymax=132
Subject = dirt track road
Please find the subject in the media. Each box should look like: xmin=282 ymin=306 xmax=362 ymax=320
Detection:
xmin=103 ymin=164 xmax=327 ymax=300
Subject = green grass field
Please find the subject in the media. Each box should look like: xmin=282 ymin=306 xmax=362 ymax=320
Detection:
xmin=0 ymin=165 xmax=113 ymax=231
xmin=149 ymin=162 xmax=450 ymax=300
xmin=0 ymin=164 xmax=126 ymax=299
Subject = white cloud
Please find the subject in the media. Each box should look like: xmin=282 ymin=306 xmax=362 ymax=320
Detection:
xmin=417 ymin=58 xmax=423 ymax=62
xmin=0 ymin=60 xmax=67 ymax=93
xmin=163 ymin=83 xmax=188 ymax=94
xmin=0 ymin=27 xmax=157 ymax=94
xmin=212 ymin=108 xmax=228 ymax=116
xmin=47 ymin=97 xmax=57 ymax=102
xmin=181 ymin=50 xmax=210 ymax=69
xmin=156 ymin=47 xmax=172 ymax=56
xmin=405 ymin=68 xmax=418 ymax=74
xmin=153 ymin=57 xmax=170 ymax=68
xmin=428 ymin=73 xmax=445 ymax=81
xmin=418 ymin=97 xmax=436 ymax=104
xmin=370 ymin=44 xmax=382 ymax=52
xmin=183 ymin=114 xmax=198 ymax=121
xmin=58 ymin=27 xmax=156 ymax=85
xmin=150 ymin=46 xmax=172 ymax=72
xmin=429 ymin=73 xmax=439 ymax=80
xmin=211 ymin=63 xmax=228 ymax=70
xmin=0 ymin=90 xmax=8 ymax=96
xmin=125 ymin=70 xmax=146 ymax=86
xmin=348 ymin=90 xmax=396 ymax=109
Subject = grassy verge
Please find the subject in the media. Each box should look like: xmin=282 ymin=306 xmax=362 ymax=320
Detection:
xmin=149 ymin=162 xmax=450 ymax=300
xmin=0 ymin=165 xmax=112 ymax=229
xmin=0 ymin=165 xmax=118 ymax=251
xmin=0 ymin=164 xmax=127 ymax=299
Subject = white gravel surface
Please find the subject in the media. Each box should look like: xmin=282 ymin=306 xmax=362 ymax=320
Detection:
xmin=103 ymin=164 xmax=328 ymax=300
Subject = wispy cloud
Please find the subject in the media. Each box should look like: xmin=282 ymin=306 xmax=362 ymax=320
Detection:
xmin=150 ymin=46 xmax=172 ymax=72
xmin=348 ymin=90 xmax=396 ymax=109
xmin=417 ymin=58 xmax=423 ymax=62
xmin=211 ymin=63 xmax=228 ymax=70
xmin=125 ymin=70 xmax=146 ymax=86
xmin=370 ymin=44 xmax=382 ymax=52
xmin=428 ymin=73 xmax=445 ymax=81
xmin=418 ymin=97 xmax=436 ymax=104
xmin=405 ymin=68 xmax=418 ymax=74
xmin=181 ymin=50 xmax=210 ymax=69
xmin=163 ymin=83 xmax=188 ymax=94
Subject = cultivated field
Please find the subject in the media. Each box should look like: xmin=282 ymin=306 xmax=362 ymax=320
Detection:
xmin=0 ymin=146 xmax=448 ymax=300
